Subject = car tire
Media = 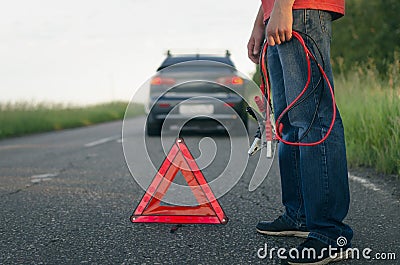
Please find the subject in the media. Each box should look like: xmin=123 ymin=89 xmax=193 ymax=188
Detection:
xmin=146 ymin=116 xmax=161 ymax=136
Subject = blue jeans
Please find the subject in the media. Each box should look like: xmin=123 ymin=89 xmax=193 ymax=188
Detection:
xmin=266 ymin=10 xmax=353 ymax=246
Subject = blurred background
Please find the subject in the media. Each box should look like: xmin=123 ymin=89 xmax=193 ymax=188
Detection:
xmin=0 ymin=0 xmax=260 ymax=104
xmin=1 ymin=0 xmax=399 ymax=103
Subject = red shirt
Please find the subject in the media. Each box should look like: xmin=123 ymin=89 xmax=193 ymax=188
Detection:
xmin=261 ymin=0 xmax=345 ymax=21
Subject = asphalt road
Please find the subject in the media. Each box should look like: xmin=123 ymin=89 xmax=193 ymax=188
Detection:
xmin=1 ymin=116 xmax=399 ymax=264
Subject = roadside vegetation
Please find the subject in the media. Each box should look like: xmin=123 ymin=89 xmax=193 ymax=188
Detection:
xmin=0 ymin=101 xmax=143 ymax=140
xmin=329 ymin=1 xmax=399 ymax=175
xmin=335 ymin=58 xmax=399 ymax=175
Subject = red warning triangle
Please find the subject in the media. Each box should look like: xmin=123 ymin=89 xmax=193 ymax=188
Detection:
xmin=131 ymin=138 xmax=228 ymax=224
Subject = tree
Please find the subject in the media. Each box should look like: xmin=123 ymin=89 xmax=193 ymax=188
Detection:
xmin=331 ymin=0 xmax=400 ymax=75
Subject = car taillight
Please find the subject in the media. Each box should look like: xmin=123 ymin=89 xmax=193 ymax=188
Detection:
xmin=216 ymin=76 xmax=244 ymax=85
xmin=224 ymin=102 xmax=236 ymax=107
xmin=232 ymin=76 xmax=244 ymax=85
xmin=157 ymin=103 xmax=171 ymax=108
xmin=217 ymin=76 xmax=243 ymax=85
xmin=151 ymin=76 xmax=176 ymax=85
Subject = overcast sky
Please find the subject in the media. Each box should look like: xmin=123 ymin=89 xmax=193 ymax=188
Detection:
xmin=0 ymin=0 xmax=260 ymax=104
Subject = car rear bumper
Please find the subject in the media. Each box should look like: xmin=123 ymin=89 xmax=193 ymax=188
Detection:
xmin=154 ymin=113 xmax=239 ymax=120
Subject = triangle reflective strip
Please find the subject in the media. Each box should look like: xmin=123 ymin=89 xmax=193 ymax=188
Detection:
xmin=131 ymin=138 xmax=228 ymax=224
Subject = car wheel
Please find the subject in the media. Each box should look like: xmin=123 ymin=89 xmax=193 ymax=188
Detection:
xmin=146 ymin=116 xmax=161 ymax=136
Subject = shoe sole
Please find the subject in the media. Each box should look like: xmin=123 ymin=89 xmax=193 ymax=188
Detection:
xmin=286 ymin=250 xmax=352 ymax=265
xmin=256 ymin=229 xmax=310 ymax=238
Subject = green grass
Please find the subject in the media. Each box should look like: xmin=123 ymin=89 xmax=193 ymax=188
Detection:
xmin=0 ymin=101 xmax=144 ymax=140
xmin=335 ymin=62 xmax=400 ymax=175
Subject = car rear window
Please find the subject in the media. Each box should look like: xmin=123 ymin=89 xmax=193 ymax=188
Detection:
xmin=159 ymin=64 xmax=234 ymax=74
xmin=157 ymin=56 xmax=235 ymax=71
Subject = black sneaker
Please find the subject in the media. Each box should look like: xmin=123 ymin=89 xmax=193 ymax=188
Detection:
xmin=256 ymin=215 xmax=310 ymax=238
xmin=283 ymin=238 xmax=352 ymax=265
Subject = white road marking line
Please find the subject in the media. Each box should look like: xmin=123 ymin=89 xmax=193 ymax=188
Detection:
xmin=31 ymin=173 xmax=58 ymax=183
xmin=348 ymin=173 xmax=381 ymax=192
xmin=84 ymin=135 xmax=121 ymax=147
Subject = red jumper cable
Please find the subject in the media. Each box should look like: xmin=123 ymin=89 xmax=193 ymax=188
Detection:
xmin=258 ymin=30 xmax=337 ymax=147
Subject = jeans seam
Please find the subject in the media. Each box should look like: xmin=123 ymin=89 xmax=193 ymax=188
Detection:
xmin=312 ymin=80 xmax=330 ymax=219
xmin=312 ymin=62 xmax=330 ymax=219
xmin=321 ymin=141 xmax=329 ymax=218
xmin=306 ymin=35 xmax=330 ymax=219
xmin=293 ymin=147 xmax=304 ymax=224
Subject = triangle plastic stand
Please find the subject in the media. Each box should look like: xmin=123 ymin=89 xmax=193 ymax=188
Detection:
xmin=131 ymin=138 xmax=228 ymax=224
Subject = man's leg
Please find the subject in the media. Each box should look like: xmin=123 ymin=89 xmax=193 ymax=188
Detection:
xmin=277 ymin=10 xmax=353 ymax=264
xmin=256 ymin=36 xmax=308 ymax=237
xmin=275 ymin=9 xmax=353 ymax=264
xmin=277 ymin=9 xmax=352 ymax=246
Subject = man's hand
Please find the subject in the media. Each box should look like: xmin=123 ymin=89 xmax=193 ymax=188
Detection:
xmin=266 ymin=0 xmax=294 ymax=46
xmin=247 ymin=24 xmax=265 ymax=64
xmin=247 ymin=6 xmax=265 ymax=64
